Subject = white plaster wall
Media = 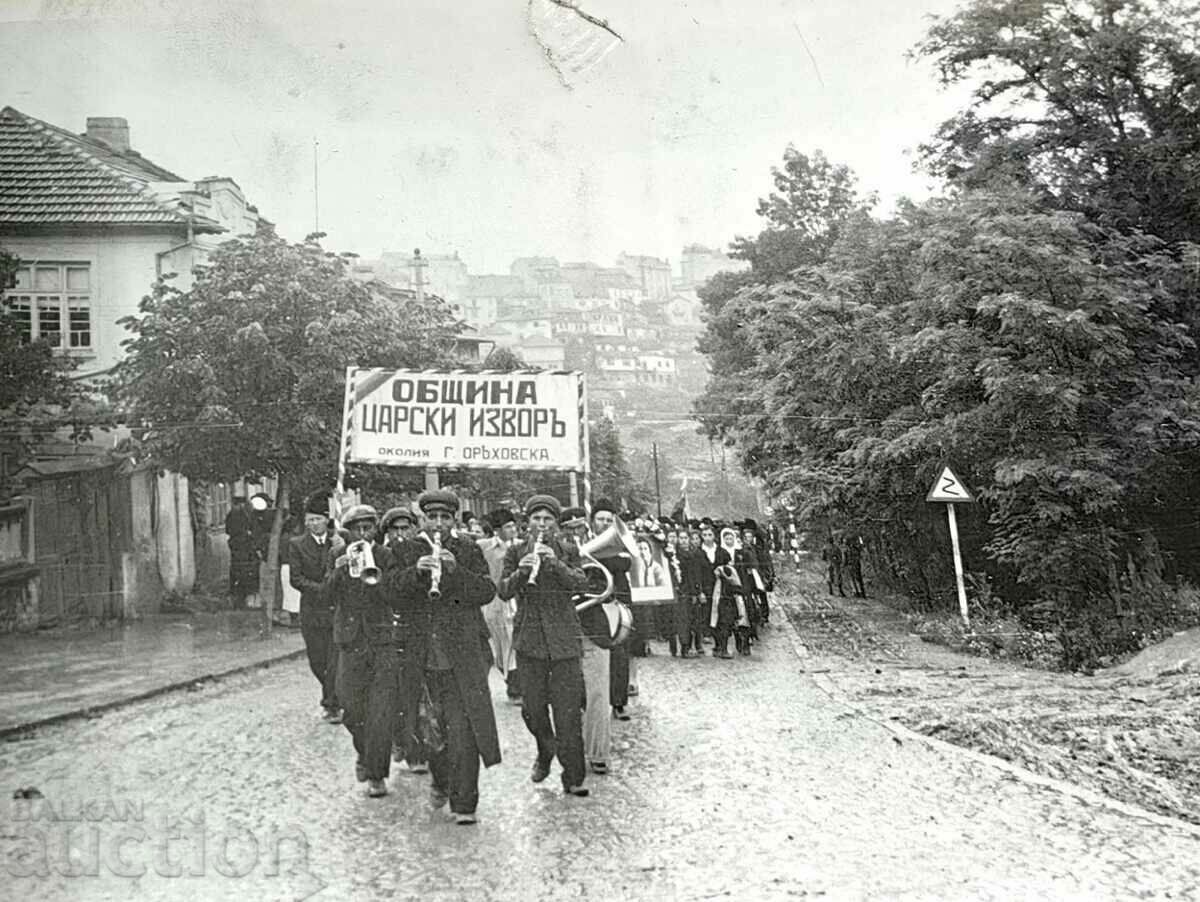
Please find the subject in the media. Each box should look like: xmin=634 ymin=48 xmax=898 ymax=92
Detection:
xmin=1 ymin=231 xmax=197 ymax=378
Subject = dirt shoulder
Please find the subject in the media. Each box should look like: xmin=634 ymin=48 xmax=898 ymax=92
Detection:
xmin=778 ymin=559 xmax=1200 ymax=826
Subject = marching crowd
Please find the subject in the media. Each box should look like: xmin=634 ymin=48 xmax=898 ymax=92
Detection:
xmin=282 ymin=488 xmax=778 ymax=826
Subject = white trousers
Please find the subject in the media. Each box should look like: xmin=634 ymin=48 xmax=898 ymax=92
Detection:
xmin=580 ymin=640 xmax=611 ymax=765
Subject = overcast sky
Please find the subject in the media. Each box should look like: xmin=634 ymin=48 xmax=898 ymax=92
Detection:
xmin=2 ymin=0 xmax=969 ymax=273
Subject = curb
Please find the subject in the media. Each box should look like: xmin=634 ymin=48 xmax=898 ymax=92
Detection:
xmin=0 ymin=647 xmax=307 ymax=741
xmin=778 ymin=602 xmax=1200 ymax=841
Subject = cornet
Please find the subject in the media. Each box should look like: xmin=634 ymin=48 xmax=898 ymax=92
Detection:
xmin=347 ymin=540 xmax=381 ymax=586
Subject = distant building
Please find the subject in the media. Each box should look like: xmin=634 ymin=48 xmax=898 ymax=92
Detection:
xmin=519 ymin=335 xmax=566 ymax=370
xmin=0 ymin=107 xmax=266 ymax=379
xmin=678 ymin=244 xmax=749 ymax=289
xmin=460 ymin=274 xmax=533 ymax=326
xmin=510 ymin=256 xmax=561 ymax=289
xmin=616 ymin=252 xmax=672 ymax=300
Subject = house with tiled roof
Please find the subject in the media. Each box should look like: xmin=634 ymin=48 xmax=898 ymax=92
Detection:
xmin=0 ymin=106 xmax=266 ymax=378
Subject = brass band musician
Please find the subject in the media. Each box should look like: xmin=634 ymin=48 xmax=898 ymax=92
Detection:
xmin=499 ymin=494 xmax=591 ymax=797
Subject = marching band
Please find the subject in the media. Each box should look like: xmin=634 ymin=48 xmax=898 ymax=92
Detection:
xmin=308 ymin=488 xmax=776 ymax=824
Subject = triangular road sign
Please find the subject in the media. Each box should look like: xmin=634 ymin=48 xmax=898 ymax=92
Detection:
xmin=926 ymin=466 xmax=974 ymax=503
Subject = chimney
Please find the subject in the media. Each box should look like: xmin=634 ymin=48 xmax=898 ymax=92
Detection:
xmin=85 ymin=117 xmax=130 ymax=153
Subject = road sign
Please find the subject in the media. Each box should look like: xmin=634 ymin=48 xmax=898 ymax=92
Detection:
xmin=926 ymin=466 xmax=974 ymax=503
xmin=926 ymin=465 xmax=973 ymax=629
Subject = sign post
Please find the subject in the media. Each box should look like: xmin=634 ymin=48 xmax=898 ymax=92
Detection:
xmin=926 ymin=465 xmax=974 ymax=629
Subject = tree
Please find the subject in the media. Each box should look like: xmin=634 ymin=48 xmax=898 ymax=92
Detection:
xmin=588 ymin=416 xmax=650 ymax=511
xmin=695 ymin=148 xmax=875 ymax=445
xmin=916 ymin=0 xmax=1200 ymax=245
xmin=0 ymin=246 xmax=83 ymax=499
xmin=115 ymin=227 xmax=461 ymax=624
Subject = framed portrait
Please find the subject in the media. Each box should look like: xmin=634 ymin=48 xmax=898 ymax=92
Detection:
xmin=628 ymin=534 xmax=675 ymax=605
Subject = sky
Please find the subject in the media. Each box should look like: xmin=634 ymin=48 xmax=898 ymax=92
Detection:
xmin=1 ymin=0 xmax=970 ymax=274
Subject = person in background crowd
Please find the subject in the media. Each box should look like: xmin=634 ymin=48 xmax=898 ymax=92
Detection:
xmin=327 ymin=504 xmax=397 ymax=797
xmin=591 ymin=500 xmax=634 ymax=721
xmin=823 ymin=532 xmax=846 ymax=597
xmin=697 ymin=522 xmax=736 ymax=659
xmin=225 ymin=496 xmax=259 ymax=608
xmin=287 ymin=496 xmax=343 ymax=722
xmin=392 ymin=489 xmax=501 ymax=825
xmin=500 ymin=494 xmax=591 ymax=797
xmin=719 ymin=526 xmax=754 ymax=656
xmin=672 ymin=528 xmax=703 ymax=657
xmin=479 ymin=508 xmax=522 ymax=705
xmin=844 ymin=532 xmax=866 ymax=598
xmin=380 ymin=504 xmax=418 ymax=551
xmin=742 ymin=520 xmax=773 ymax=627
xmin=559 ymin=506 xmax=614 ymax=775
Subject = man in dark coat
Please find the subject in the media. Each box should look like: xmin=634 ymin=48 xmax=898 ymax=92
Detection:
xmin=391 ymin=489 xmax=501 ymax=824
xmin=500 ymin=494 xmax=591 ymax=796
xmin=287 ymin=497 xmax=342 ymax=722
xmin=225 ymin=496 xmax=259 ymax=608
xmin=326 ymin=504 xmax=398 ymax=797
xmin=697 ymin=522 xmax=736 ymax=659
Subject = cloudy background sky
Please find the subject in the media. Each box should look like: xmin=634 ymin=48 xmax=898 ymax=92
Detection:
xmin=2 ymin=0 xmax=968 ymax=272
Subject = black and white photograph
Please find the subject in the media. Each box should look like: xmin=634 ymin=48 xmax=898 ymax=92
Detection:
xmin=2 ymin=0 xmax=1200 ymax=899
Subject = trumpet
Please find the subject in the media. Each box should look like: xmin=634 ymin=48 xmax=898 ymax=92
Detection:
xmin=527 ymin=526 xmax=548 ymax=585
xmin=428 ymin=530 xmax=443 ymax=599
xmin=347 ymin=540 xmax=381 ymax=586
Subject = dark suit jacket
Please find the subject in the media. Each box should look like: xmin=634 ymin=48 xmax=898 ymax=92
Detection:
xmin=696 ymin=545 xmax=732 ymax=598
xmin=498 ymin=534 xmax=589 ymax=661
xmin=327 ymin=540 xmax=395 ymax=646
xmin=390 ymin=534 xmax=501 ymax=767
xmin=287 ymin=532 xmax=338 ymax=623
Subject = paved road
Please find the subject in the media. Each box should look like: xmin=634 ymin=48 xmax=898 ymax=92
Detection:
xmin=1 ymin=600 xmax=1198 ymax=901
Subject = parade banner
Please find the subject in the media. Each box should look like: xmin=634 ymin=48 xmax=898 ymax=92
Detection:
xmin=339 ymin=369 xmax=586 ymax=471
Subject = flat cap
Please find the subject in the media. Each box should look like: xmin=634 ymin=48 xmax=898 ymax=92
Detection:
xmin=380 ymin=505 xmax=417 ymax=530
xmin=524 ymin=494 xmax=561 ymax=518
xmin=341 ymin=504 xmax=378 ymax=527
xmin=418 ymin=489 xmax=460 ymax=515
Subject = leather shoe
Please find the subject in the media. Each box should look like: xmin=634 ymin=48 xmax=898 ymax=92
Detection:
xmin=590 ymin=761 xmax=608 ymax=775
xmin=455 ymin=812 xmax=477 ymax=825
xmin=430 ymin=787 xmax=449 ymax=809
xmin=564 ymin=784 xmax=590 ymax=797
xmin=367 ymin=779 xmax=388 ymax=798
xmin=613 ymin=706 xmax=630 ymax=721
xmin=530 ymin=757 xmax=551 ymax=783
xmin=322 ymin=707 xmax=343 ymax=724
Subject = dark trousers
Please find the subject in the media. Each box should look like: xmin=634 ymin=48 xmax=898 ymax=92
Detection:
xmin=425 ymin=668 xmax=481 ymax=815
xmin=671 ymin=596 xmax=701 ymax=653
xmin=300 ymin=613 xmax=339 ymax=710
xmin=506 ymin=663 xmax=522 ymax=700
xmin=337 ymin=642 xmax=399 ymax=781
xmin=518 ymin=653 xmax=585 ymax=790
xmin=609 ymin=643 xmax=630 ymax=707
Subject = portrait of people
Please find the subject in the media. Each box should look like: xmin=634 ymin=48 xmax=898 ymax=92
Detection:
xmin=629 ymin=533 xmax=675 ymax=604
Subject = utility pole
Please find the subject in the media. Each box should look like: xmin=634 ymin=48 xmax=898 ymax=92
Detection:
xmin=313 ymin=138 xmax=320 ymax=233
xmin=651 ymin=442 xmax=662 ymax=517
xmin=721 ymin=444 xmax=731 ymax=519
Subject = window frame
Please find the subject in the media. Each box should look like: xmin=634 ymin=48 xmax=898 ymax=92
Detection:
xmin=3 ymin=261 xmax=94 ymax=353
